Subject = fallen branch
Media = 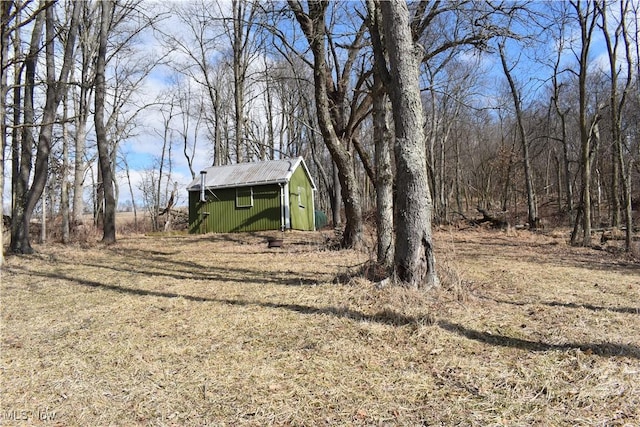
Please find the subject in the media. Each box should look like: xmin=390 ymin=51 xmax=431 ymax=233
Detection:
xmin=476 ymin=207 xmax=509 ymax=229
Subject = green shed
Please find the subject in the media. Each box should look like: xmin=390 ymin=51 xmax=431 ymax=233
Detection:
xmin=186 ymin=157 xmax=317 ymax=233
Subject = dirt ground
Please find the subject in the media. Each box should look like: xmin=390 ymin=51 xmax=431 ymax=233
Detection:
xmin=1 ymin=228 xmax=639 ymax=426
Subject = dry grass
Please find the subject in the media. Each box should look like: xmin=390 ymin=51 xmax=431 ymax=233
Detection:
xmin=1 ymin=228 xmax=639 ymax=426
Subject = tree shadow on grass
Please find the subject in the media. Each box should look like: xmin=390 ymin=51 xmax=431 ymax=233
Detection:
xmin=478 ymin=295 xmax=640 ymax=315
xmin=437 ymin=320 xmax=640 ymax=359
xmin=39 ymin=248 xmax=329 ymax=287
xmin=12 ymin=266 xmax=640 ymax=360
xmin=13 ymin=266 xmax=417 ymax=325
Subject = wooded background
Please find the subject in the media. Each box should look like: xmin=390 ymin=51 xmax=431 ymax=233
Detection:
xmin=1 ymin=0 xmax=639 ymax=274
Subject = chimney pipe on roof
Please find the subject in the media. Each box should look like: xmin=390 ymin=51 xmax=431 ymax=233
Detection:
xmin=199 ymin=170 xmax=207 ymax=202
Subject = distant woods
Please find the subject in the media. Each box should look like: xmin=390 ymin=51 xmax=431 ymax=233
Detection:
xmin=1 ymin=1 xmax=639 ymax=277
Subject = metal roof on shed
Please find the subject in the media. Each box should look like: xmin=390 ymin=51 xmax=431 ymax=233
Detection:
xmin=186 ymin=157 xmax=316 ymax=191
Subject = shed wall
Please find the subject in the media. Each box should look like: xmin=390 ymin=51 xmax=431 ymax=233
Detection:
xmin=189 ymin=184 xmax=281 ymax=233
xmin=289 ymin=165 xmax=315 ymax=231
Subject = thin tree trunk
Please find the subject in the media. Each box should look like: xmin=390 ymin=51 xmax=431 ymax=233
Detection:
xmin=122 ymin=155 xmax=138 ymax=231
xmin=499 ymin=42 xmax=538 ymax=229
xmin=552 ymin=70 xmax=574 ymax=215
xmin=12 ymin=2 xmax=79 ymax=253
xmin=555 ymin=152 xmax=563 ymax=214
xmin=599 ymin=0 xmax=634 ymax=249
xmin=10 ymin=5 xmax=21 ymax=217
xmin=232 ymin=0 xmax=248 ymax=163
xmin=40 ymin=186 xmax=46 ymax=243
xmin=72 ymin=2 xmax=94 ymax=225
xmin=373 ymin=91 xmax=394 ymax=268
xmin=622 ymin=160 xmax=633 ymax=251
xmin=212 ymin=88 xmax=223 ymax=166
xmin=61 ymin=93 xmax=70 ymax=243
xmin=560 ymin=114 xmax=573 ymax=214
xmin=264 ymin=61 xmax=275 ymax=160
xmin=455 ymin=136 xmax=463 ymax=214
xmin=571 ymin=0 xmax=599 ymax=247
xmin=0 ymin=0 xmax=12 ymax=265
xmin=368 ymin=0 xmax=394 ymax=268
xmin=72 ymin=79 xmax=90 ymax=225
xmin=10 ymin=8 xmax=44 ymax=253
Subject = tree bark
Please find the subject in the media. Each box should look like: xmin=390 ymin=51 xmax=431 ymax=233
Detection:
xmin=10 ymin=7 xmax=44 ymax=254
xmin=599 ymin=0 xmax=634 ymax=250
xmin=232 ymin=0 xmax=245 ymax=162
xmin=61 ymin=93 xmax=70 ymax=243
xmin=0 ymin=0 xmax=12 ymax=265
xmin=380 ymin=0 xmax=438 ymax=289
xmin=95 ymin=0 xmax=116 ymax=244
xmin=551 ymin=25 xmax=574 ymax=216
xmin=72 ymin=1 xmax=96 ymax=225
xmin=11 ymin=2 xmax=79 ymax=253
xmin=571 ymin=0 xmax=599 ymax=247
xmin=288 ymin=0 xmax=364 ymax=249
xmin=367 ymin=0 xmax=394 ymax=268
xmin=372 ymin=88 xmax=395 ymax=268
xmin=498 ymin=41 xmax=539 ymax=229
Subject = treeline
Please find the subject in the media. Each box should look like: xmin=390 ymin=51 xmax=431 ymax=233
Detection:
xmin=1 ymin=1 xmax=639 ymax=282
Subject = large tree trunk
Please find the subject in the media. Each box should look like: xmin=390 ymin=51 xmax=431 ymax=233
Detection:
xmin=288 ymin=1 xmax=364 ymax=249
xmin=95 ymin=0 xmax=116 ymax=244
xmin=381 ymin=0 xmax=438 ymax=289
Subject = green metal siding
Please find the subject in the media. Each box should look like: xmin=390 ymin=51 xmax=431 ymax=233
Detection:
xmin=189 ymin=184 xmax=281 ymax=233
xmin=289 ymin=165 xmax=315 ymax=231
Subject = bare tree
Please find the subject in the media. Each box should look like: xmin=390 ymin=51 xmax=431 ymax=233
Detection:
xmin=60 ymin=91 xmax=71 ymax=243
xmin=498 ymin=40 xmax=540 ymax=229
xmin=95 ymin=0 xmax=116 ymax=243
xmin=10 ymin=5 xmax=44 ymax=253
xmin=0 ymin=0 xmax=13 ymax=265
xmin=569 ymin=0 xmax=601 ymax=247
xmin=72 ymin=0 xmax=99 ymax=225
xmin=598 ymin=0 xmax=635 ymax=250
xmin=380 ymin=0 xmax=438 ymax=289
xmin=159 ymin=1 xmax=229 ymax=166
xmin=367 ymin=0 xmax=394 ymax=269
xmin=174 ymin=79 xmax=205 ymax=180
xmin=151 ymin=100 xmax=176 ymax=231
xmin=10 ymin=1 xmax=80 ymax=254
xmin=549 ymin=9 xmax=575 ymax=216
xmin=227 ymin=0 xmax=261 ymax=162
xmin=287 ymin=0 xmax=369 ymax=249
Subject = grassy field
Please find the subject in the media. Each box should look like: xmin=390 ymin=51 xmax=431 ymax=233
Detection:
xmin=1 ymin=228 xmax=639 ymax=426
